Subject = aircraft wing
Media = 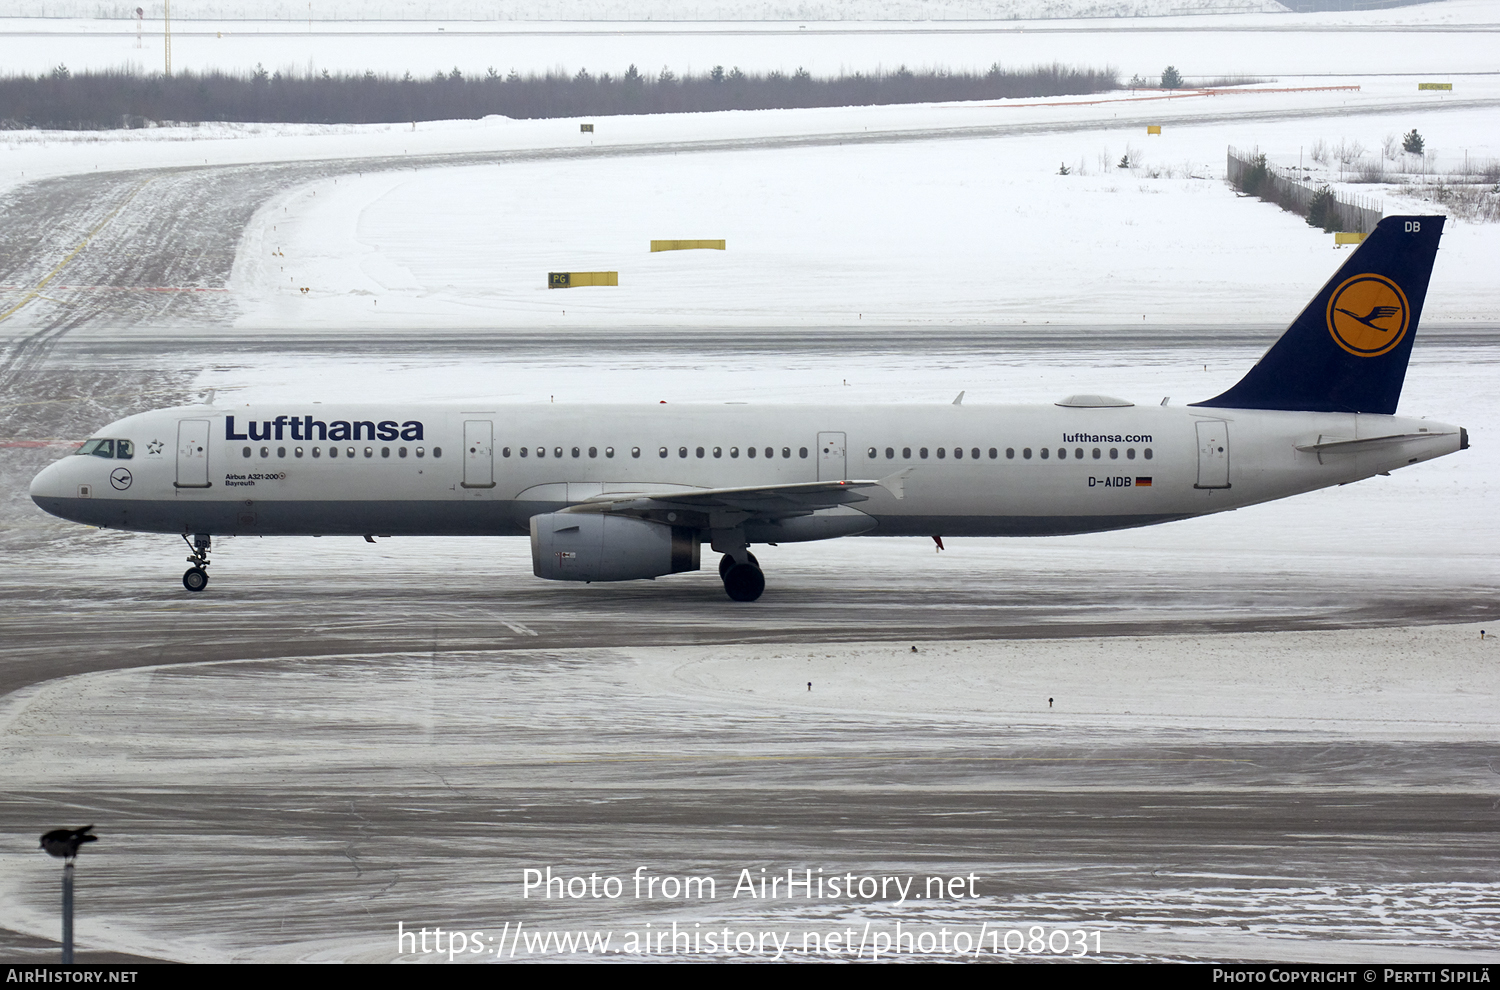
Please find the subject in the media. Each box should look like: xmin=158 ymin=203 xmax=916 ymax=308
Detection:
xmin=565 ymin=470 xmax=910 ymax=518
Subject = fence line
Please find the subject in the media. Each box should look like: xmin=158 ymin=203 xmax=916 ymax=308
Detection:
xmin=1227 ymin=146 xmax=1383 ymax=233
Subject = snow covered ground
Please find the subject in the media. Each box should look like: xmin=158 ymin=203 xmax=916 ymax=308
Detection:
xmin=0 ymin=0 xmax=1296 ymax=25
xmin=1 ymin=2 xmax=1496 ymax=78
xmin=222 ymin=94 xmax=1500 ymax=330
xmin=0 ymin=624 xmax=1495 ymax=963
xmin=1 ymin=79 xmax=1493 ymax=329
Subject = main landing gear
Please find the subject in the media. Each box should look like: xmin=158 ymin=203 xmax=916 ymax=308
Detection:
xmin=182 ymin=533 xmax=211 ymax=592
xmin=718 ymin=551 xmax=764 ymax=603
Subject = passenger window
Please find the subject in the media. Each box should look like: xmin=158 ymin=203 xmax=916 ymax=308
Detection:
xmin=886 ymin=447 xmax=894 ymax=459
xmin=416 ymin=447 xmax=424 ymax=458
xmin=713 ymin=447 xmax=722 ymax=458
xmin=399 ymin=447 xmax=407 ymax=458
xmin=765 ymin=447 xmax=773 ymax=458
xmin=631 ymin=447 xmax=641 ymax=458
xmin=312 ymin=447 xmax=321 ymax=458
xmin=868 ymin=447 xmax=877 ymax=458
xmin=279 ymin=447 xmax=287 ymax=458
xmin=553 ymin=447 xmax=561 ymax=458
xmin=1127 ymin=448 xmax=1136 ymax=460
xmin=659 ymin=447 xmax=668 ymax=458
xmin=954 ymin=448 xmax=963 ymax=459
xmin=520 ymin=447 xmax=528 ymax=457
xmin=1074 ymin=448 xmax=1083 ymax=460
xmin=572 ymin=447 xmax=580 ymax=458
xmin=260 ymin=446 xmax=270 ymax=458
xmin=295 ymin=447 xmax=304 ymax=458
xmin=799 ymin=447 xmax=808 ymax=459
xmin=747 ymin=447 xmax=756 ymax=458
xmin=116 ymin=440 xmax=134 ymax=459
xmin=589 ymin=447 xmax=598 ymax=458
xmin=364 ymin=447 xmax=373 ymax=458
xmin=1109 ymin=448 xmax=1118 ymax=459
xmin=1022 ymin=448 xmax=1031 ymax=459
xmin=936 ymin=448 xmax=946 ymax=459
xmin=730 ymin=447 xmax=739 ymax=458
xmin=434 ymin=447 xmax=442 ymax=457
xmin=605 ymin=447 xmax=615 ymax=458
xmin=782 ymin=447 xmax=790 ymax=458
xmin=242 ymin=446 xmax=251 ymax=458
xmin=919 ymin=448 xmax=929 ymax=459
xmin=679 ymin=447 xmax=687 ymax=458
xmin=696 ymin=447 xmax=705 ymax=458
xmin=502 ymin=447 xmax=510 ymax=457
xmin=330 ymin=447 xmax=339 ymax=458
xmin=1040 ymin=448 xmax=1049 ymax=459
xmin=537 ymin=447 xmax=546 ymax=458
xmin=348 ymin=447 xmax=356 ymax=458
xmin=989 ymin=448 xmax=997 ymax=459
xmin=1144 ymin=448 xmax=1153 ymax=460
xmin=1092 ymin=448 xmax=1101 ymax=459
xmin=971 ymin=448 xmax=980 ymax=460
xmin=1056 ymin=448 xmax=1065 ymax=459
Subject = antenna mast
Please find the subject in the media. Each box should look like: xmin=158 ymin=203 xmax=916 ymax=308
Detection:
xmin=164 ymin=0 xmax=172 ymax=77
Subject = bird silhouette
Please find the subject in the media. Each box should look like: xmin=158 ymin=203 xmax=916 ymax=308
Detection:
xmin=1335 ymin=304 xmax=1401 ymax=330
xmin=40 ymin=825 xmax=96 ymax=860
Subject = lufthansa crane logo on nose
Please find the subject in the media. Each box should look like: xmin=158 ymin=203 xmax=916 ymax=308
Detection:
xmin=1326 ymin=273 xmax=1410 ymax=358
xmin=109 ymin=468 xmax=133 ymax=490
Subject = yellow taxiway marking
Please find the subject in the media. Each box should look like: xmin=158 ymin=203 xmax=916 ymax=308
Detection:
xmin=0 ymin=178 xmax=152 ymax=325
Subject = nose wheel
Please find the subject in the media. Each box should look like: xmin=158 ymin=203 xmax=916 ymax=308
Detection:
xmin=181 ymin=533 xmax=211 ymax=593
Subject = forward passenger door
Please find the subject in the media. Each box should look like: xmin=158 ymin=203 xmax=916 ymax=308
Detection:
xmin=817 ymin=432 xmax=846 ymax=481
xmin=462 ymin=420 xmax=496 ymax=489
xmin=175 ymin=420 xmax=210 ymax=489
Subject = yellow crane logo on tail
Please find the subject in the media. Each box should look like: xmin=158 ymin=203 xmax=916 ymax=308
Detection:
xmin=1327 ymin=274 xmax=1410 ymax=357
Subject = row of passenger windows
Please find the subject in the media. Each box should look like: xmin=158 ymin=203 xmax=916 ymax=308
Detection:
xmin=241 ymin=445 xmax=442 ymax=460
xmin=869 ymin=446 xmax=1153 ymax=461
xmin=501 ymin=445 xmax=811 ymax=460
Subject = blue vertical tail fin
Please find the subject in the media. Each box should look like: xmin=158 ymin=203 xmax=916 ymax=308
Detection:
xmin=1193 ymin=215 xmax=1444 ymax=415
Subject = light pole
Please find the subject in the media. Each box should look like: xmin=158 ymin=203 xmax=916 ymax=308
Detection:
xmin=39 ymin=825 xmax=97 ymax=964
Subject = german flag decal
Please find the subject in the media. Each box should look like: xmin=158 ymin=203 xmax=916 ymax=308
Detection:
xmin=1135 ymin=477 xmax=1153 ymax=487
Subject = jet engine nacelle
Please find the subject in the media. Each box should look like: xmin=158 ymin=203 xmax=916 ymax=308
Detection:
xmin=530 ymin=512 xmax=700 ymax=582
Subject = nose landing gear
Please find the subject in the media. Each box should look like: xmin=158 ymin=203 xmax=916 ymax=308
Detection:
xmin=182 ymin=533 xmax=211 ymax=592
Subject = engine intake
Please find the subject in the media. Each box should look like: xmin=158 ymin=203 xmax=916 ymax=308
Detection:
xmin=530 ymin=512 xmax=700 ymax=582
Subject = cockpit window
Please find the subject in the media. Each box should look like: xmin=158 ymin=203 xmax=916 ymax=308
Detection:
xmin=75 ymin=438 xmax=133 ymax=459
xmin=77 ymin=439 xmax=114 ymax=458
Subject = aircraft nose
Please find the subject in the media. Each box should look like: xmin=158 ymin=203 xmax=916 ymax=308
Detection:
xmin=30 ymin=457 xmax=67 ymax=504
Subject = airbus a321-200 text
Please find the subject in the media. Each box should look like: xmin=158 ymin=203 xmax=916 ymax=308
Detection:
xmin=31 ymin=216 xmax=1467 ymax=601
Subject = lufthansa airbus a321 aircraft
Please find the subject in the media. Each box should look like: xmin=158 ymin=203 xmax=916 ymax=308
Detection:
xmin=31 ymin=215 xmax=1466 ymax=601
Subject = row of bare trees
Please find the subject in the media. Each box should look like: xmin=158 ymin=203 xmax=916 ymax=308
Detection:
xmin=0 ymin=62 xmax=1117 ymax=128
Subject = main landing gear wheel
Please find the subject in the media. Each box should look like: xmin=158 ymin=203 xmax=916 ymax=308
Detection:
xmin=718 ymin=552 xmax=758 ymax=579
xmin=182 ymin=567 xmax=209 ymax=592
xmin=722 ymin=563 xmax=765 ymax=602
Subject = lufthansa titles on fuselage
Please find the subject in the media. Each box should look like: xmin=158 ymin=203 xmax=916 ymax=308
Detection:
xmin=225 ymin=415 xmax=424 ymax=443
xmin=1062 ymin=433 xmax=1153 ymax=444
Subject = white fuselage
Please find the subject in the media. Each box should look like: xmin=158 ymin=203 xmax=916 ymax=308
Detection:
xmin=29 ymin=400 xmax=1464 ymax=540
